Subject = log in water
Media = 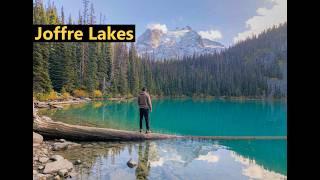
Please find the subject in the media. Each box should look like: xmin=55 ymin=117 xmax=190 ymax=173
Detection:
xmin=33 ymin=117 xmax=286 ymax=141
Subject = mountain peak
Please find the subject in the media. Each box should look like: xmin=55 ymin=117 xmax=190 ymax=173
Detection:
xmin=136 ymin=26 xmax=225 ymax=60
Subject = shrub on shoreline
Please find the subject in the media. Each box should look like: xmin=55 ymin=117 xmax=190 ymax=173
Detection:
xmin=34 ymin=91 xmax=59 ymax=101
xmin=92 ymin=90 xmax=103 ymax=98
xmin=73 ymin=89 xmax=89 ymax=98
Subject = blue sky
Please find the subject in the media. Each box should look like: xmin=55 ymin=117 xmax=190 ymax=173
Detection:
xmin=44 ymin=0 xmax=287 ymax=46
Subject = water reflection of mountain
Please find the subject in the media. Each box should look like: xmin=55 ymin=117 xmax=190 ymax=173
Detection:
xmin=220 ymin=140 xmax=287 ymax=175
xmin=146 ymin=139 xmax=286 ymax=176
xmin=150 ymin=139 xmax=220 ymax=167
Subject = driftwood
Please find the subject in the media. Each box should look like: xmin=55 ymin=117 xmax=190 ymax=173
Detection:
xmin=33 ymin=116 xmax=286 ymax=141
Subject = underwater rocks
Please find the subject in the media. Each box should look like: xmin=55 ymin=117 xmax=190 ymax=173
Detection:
xmin=52 ymin=141 xmax=81 ymax=151
xmin=74 ymin=159 xmax=82 ymax=165
xmin=33 ymin=134 xmax=80 ymax=179
xmin=127 ymin=158 xmax=137 ymax=168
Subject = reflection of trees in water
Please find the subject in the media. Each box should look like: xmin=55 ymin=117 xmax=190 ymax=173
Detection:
xmin=135 ymin=141 xmax=151 ymax=180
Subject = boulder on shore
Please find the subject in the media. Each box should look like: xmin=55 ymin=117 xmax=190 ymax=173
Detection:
xmin=33 ymin=132 xmax=43 ymax=146
xmin=43 ymin=159 xmax=73 ymax=174
xmin=38 ymin=157 xmax=49 ymax=163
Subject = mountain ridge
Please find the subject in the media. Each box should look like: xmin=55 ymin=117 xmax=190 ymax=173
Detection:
xmin=136 ymin=26 xmax=225 ymax=60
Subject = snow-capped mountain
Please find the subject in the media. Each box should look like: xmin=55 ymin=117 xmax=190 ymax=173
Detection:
xmin=136 ymin=26 xmax=225 ymax=60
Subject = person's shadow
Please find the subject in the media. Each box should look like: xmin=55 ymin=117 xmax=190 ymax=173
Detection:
xmin=135 ymin=141 xmax=151 ymax=180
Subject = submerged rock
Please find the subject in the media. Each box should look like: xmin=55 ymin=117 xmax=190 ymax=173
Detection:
xmin=82 ymin=144 xmax=94 ymax=148
xmin=127 ymin=158 xmax=137 ymax=168
xmin=52 ymin=143 xmax=68 ymax=151
xmin=53 ymin=141 xmax=81 ymax=151
xmin=74 ymin=159 xmax=82 ymax=165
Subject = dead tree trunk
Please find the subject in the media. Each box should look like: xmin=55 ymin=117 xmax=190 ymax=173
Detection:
xmin=33 ymin=116 xmax=179 ymax=141
xmin=33 ymin=116 xmax=286 ymax=141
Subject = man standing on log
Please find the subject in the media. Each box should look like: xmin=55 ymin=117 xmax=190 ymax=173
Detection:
xmin=138 ymin=87 xmax=152 ymax=134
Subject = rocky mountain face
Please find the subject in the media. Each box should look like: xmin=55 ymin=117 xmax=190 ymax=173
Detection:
xmin=136 ymin=26 xmax=225 ymax=60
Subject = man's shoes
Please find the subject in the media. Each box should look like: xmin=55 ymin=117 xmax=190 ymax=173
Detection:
xmin=139 ymin=129 xmax=142 ymax=133
xmin=146 ymin=130 xmax=152 ymax=134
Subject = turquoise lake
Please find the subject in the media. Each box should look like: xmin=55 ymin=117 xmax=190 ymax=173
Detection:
xmin=40 ymin=98 xmax=287 ymax=136
xmin=40 ymin=98 xmax=287 ymax=179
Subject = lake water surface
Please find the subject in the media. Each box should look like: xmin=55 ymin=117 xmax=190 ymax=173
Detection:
xmin=40 ymin=98 xmax=286 ymax=136
xmin=40 ymin=98 xmax=287 ymax=179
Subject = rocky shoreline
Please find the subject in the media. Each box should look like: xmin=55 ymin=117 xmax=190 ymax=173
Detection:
xmin=33 ymin=103 xmax=85 ymax=180
xmin=34 ymin=97 xmax=92 ymax=109
xmin=33 ymin=132 xmax=82 ymax=180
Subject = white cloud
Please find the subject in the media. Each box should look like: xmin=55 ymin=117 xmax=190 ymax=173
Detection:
xmin=147 ymin=23 xmax=168 ymax=33
xmin=195 ymin=151 xmax=219 ymax=163
xmin=198 ymin=30 xmax=223 ymax=41
xmin=233 ymin=0 xmax=287 ymax=43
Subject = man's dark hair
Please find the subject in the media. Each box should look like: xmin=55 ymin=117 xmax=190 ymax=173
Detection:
xmin=142 ymin=87 xmax=146 ymax=91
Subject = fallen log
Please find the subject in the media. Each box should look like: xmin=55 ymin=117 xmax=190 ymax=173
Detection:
xmin=33 ymin=116 xmax=179 ymax=141
xmin=33 ymin=116 xmax=286 ymax=141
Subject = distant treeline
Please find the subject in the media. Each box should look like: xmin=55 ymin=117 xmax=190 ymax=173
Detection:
xmin=33 ymin=0 xmax=287 ymax=99
xmin=150 ymin=24 xmax=287 ymax=98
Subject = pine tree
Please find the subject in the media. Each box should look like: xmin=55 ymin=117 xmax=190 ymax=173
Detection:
xmin=33 ymin=0 xmax=52 ymax=93
xmin=62 ymin=43 xmax=77 ymax=92
xmin=33 ymin=43 xmax=52 ymax=93
xmin=60 ymin=6 xmax=65 ymax=24
xmin=49 ymin=42 xmax=66 ymax=92
xmin=128 ymin=43 xmax=139 ymax=95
